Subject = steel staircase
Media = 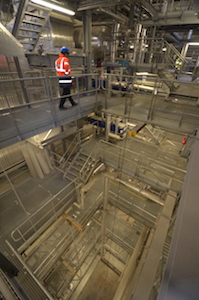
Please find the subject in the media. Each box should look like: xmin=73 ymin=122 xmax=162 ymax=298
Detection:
xmin=12 ymin=0 xmax=51 ymax=52
xmin=63 ymin=150 xmax=99 ymax=184
xmin=158 ymin=68 xmax=180 ymax=90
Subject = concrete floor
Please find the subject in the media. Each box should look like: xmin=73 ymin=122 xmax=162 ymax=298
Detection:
xmin=77 ymin=260 xmax=119 ymax=300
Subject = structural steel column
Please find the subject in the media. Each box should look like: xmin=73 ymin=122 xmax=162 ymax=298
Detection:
xmin=83 ymin=10 xmax=92 ymax=90
xmin=101 ymin=176 xmax=109 ymax=257
xmin=131 ymin=190 xmax=176 ymax=300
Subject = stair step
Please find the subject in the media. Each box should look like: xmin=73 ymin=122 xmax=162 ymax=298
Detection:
xmin=68 ymin=169 xmax=79 ymax=177
xmin=78 ymin=156 xmax=88 ymax=164
xmin=20 ymin=41 xmax=35 ymax=45
xmin=75 ymin=159 xmax=87 ymax=167
xmin=18 ymin=34 xmax=38 ymax=38
xmin=79 ymin=152 xmax=89 ymax=158
xmin=24 ymin=11 xmax=46 ymax=19
xmin=19 ymin=27 xmax=40 ymax=33
xmin=22 ymin=19 xmax=44 ymax=26
xmin=65 ymin=173 xmax=76 ymax=181
xmin=72 ymin=165 xmax=82 ymax=172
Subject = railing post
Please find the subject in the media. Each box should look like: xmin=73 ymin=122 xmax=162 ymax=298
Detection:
xmin=44 ymin=77 xmax=57 ymax=127
xmin=6 ymin=240 xmax=55 ymax=300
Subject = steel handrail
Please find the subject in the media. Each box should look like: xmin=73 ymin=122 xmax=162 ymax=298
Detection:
xmin=11 ymin=180 xmax=76 ymax=242
xmin=99 ymin=139 xmax=186 ymax=175
xmin=61 ymin=136 xmax=81 ymax=170
xmin=59 ymin=133 xmax=79 ymax=164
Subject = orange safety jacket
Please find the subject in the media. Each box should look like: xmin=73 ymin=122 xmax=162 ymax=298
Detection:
xmin=55 ymin=54 xmax=71 ymax=76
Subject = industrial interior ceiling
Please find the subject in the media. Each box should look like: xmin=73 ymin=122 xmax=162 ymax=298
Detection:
xmin=1 ymin=1 xmax=199 ymax=300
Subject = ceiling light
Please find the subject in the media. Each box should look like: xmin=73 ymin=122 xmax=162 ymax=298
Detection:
xmin=188 ymin=42 xmax=199 ymax=45
xmin=31 ymin=0 xmax=75 ymax=16
xmin=136 ymin=72 xmax=149 ymax=75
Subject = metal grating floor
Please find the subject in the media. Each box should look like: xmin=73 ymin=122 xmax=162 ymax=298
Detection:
xmin=0 ymin=126 xmax=188 ymax=299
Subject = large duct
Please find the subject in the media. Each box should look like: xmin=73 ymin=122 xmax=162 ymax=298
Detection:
xmin=0 ymin=22 xmax=26 ymax=60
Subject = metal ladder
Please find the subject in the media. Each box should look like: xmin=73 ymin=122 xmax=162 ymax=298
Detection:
xmin=12 ymin=0 xmax=51 ymax=51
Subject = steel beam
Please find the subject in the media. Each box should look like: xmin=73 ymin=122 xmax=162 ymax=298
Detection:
xmin=77 ymin=0 xmax=129 ymax=11
xmin=139 ymin=0 xmax=159 ymax=21
xmin=100 ymin=7 xmax=128 ymax=23
xmin=142 ymin=10 xmax=199 ymax=26
xmin=130 ymin=190 xmax=177 ymax=300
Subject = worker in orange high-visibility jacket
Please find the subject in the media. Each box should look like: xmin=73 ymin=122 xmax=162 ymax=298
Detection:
xmin=55 ymin=47 xmax=77 ymax=109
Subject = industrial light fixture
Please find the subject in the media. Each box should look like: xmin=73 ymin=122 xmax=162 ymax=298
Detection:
xmin=188 ymin=42 xmax=199 ymax=45
xmin=31 ymin=0 xmax=75 ymax=16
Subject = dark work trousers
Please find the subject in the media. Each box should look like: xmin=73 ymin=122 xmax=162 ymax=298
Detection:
xmin=59 ymin=87 xmax=75 ymax=108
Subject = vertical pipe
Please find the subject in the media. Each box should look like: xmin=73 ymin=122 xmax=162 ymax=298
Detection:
xmin=181 ymin=43 xmax=189 ymax=59
xmin=105 ymin=113 xmax=111 ymax=142
xmin=110 ymin=22 xmax=120 ymax=62
xmin=83 ymin=10 xmax=92 ymax=91
xmin=139 ymin=28 xmax=147 ymax=64
xmin=133 ymin=24 xmax=142 ymax=63
xmin=149 ymin=26 xmax=156 ymax=63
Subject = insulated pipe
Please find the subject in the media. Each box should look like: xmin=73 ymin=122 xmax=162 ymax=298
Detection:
xmin=133 ymin=24 xmax=142 ymax=63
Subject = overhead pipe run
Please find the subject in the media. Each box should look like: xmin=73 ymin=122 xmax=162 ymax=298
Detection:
xmin=139 ymin=0 xmax=159 ymax=21
xmin=77 ymin=0 xmax=130 ymax=11
xmin=99 ymin=7 xmax=128 ymax=23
